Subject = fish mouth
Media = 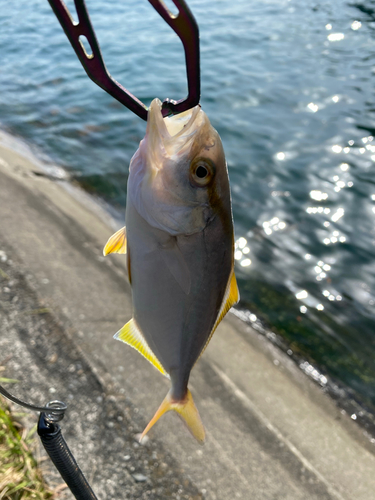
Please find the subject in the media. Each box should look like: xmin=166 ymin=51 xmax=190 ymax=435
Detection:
xmin=145 ymin=98 xmax=203 ymax=159
xmin=163 ymin=104 xmax=201 ymax=138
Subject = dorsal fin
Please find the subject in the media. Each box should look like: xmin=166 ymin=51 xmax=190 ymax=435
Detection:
xmin=114 ymin=318 xmax=168 ymax=378
xmin=214 ymin=271 xmax=240 ymax=329
xmin=103 ymin=226 xmax=127 ymax=256
xmin=196 ymin=271 xmax=239 ymax=362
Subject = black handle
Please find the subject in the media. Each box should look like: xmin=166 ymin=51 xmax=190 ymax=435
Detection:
xmin=47 ymin=0 xmax=200 ymax=120
xmin=38 ymin=413 xmax=98 ymax=500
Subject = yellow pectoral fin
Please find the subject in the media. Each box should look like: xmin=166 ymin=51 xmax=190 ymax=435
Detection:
xmin=114 ymin=318 xmax=168 ymax=377
xmin=140 ymin=389 xmax=205 ymax=444
xmin=197 ymin=271 xmax=240 ymax=363
xmin=103 ymin=226 xmax=127 ymax=256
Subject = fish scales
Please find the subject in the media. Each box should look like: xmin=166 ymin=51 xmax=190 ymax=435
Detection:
xmin=104 ymin=98 xmax=239 ymax=442
xmin=127 ymin=201 xmax=232 ymax=399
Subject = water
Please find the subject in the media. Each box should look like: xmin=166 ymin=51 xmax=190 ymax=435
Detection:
xmin=1 ymin=0 xmax=375 ymax=431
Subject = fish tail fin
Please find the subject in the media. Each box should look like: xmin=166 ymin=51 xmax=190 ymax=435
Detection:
xmin=140 ymin=389 xmax=205 ymax=444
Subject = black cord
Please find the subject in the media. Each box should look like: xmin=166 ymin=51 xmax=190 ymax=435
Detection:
xmin=0 ymin=384 xmax=66 ymax=417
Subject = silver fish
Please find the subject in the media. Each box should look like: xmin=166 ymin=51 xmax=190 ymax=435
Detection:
xmin=104 ymin=98 xmax=239 ymax=442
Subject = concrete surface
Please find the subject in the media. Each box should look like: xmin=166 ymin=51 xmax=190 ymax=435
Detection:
xmin=0 ymin=237 xmax=203 ymax=500
xmin=0 ymin=133 xmax=374 ymax=500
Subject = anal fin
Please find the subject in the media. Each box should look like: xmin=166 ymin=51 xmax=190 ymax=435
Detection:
xmin=114 ymin=318 xmax=168 ymax=377
xmin=103 ymin=226 xmax=127 ymax=256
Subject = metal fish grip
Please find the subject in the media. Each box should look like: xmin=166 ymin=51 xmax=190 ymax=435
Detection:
xmin=47 ymin=0 xmax=200 ymax=120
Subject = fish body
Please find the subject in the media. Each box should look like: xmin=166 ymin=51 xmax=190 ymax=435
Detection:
xmin=104 ymin=98 xmax=238 ymax=442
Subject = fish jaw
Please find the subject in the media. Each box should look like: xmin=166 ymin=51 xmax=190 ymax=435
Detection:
xmin=144 ymin=98 xmax=202 ymax=161
xmin=128 ymin=98 xmax=229 ymax=236
xmin=137 ymin=99 xmax=201 ymax=184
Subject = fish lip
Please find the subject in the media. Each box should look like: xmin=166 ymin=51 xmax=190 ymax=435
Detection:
xmin=146 ymin=98 xmax=202 ymax=153
xmin=163 ymin=105 xmax=202 ymax=140
xmin=145 ymin=99 xmax=169 ymax=143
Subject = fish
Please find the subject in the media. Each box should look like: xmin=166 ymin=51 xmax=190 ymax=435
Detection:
xmin=103 ymin=98 xmax=239 ymax=443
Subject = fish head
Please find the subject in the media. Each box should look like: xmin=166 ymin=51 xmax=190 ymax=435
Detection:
xmin=128 ymin=98 xmax=231 ymax=235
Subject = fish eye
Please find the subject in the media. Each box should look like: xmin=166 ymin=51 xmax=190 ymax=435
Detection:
xmin=196 ymin=165 xmax=208 ymax=178
xmin=190 ymin=158 xmax=215 ymax=187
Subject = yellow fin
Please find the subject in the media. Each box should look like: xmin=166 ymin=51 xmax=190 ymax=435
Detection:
xmin=103 ymin=227 xmax=127 ymax=256
xmin=197 ymin=271 xmax=240 ymax=362
xmin=140 ymin=389 xmax=205 ymax=444
xmin=114 ymin=319 xmax=168 ymax=377
xmin=214 ymin=271 xmax=240 ymax=329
